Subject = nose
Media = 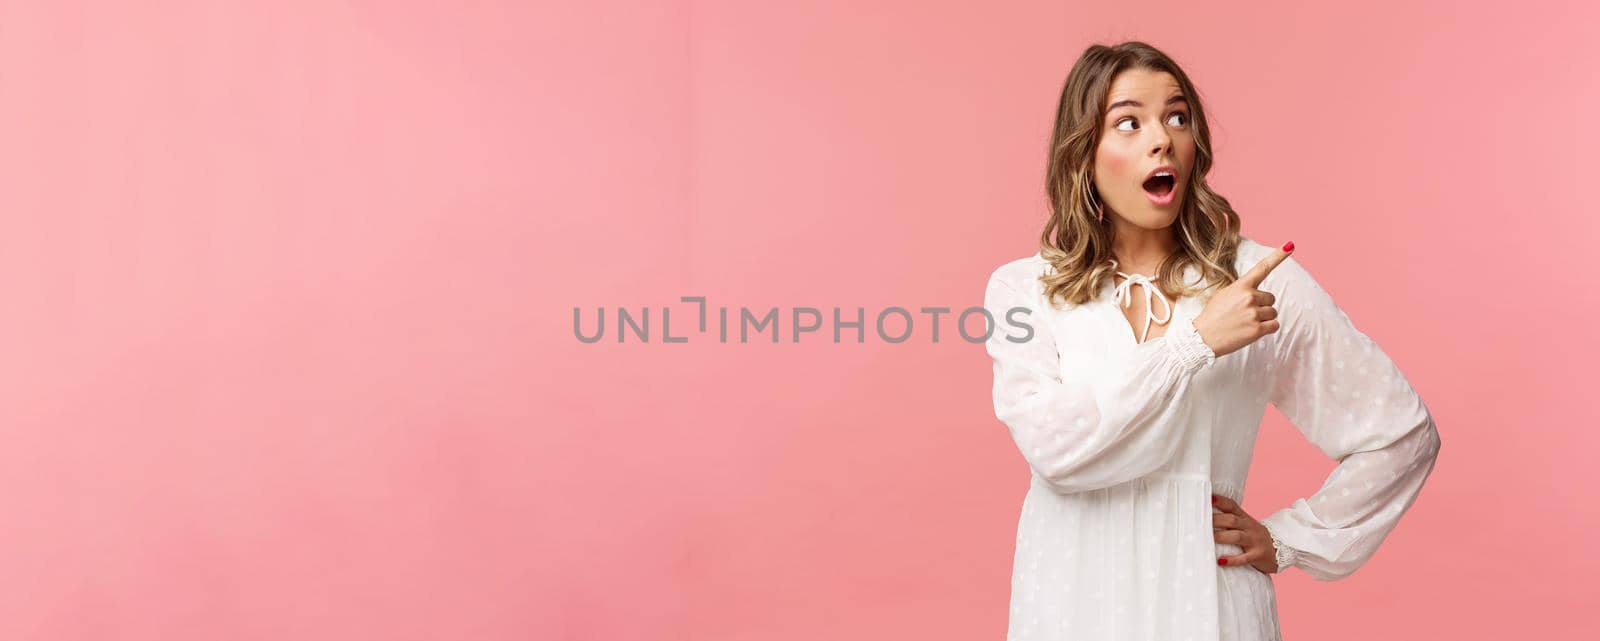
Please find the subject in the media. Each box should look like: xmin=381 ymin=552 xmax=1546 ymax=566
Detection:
xmin=1150 ymin=127 xmax=1172 ymax=156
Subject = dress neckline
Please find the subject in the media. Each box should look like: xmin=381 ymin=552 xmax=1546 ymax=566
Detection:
xmin=1107 ymin=254 xmax=1203 ymax=346
xmin=1106 ymin=258 xmax=1177 ymax=345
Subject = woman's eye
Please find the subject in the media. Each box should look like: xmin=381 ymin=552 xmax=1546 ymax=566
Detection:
xmin=1114 ymin=117 xmax=1137 ymax=132
xmin=1167 ymin=111 xmax=1188 ymax=127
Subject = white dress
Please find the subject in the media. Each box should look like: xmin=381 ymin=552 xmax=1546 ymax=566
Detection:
xmin=982 ymin=236 xmax=1442 ymax=641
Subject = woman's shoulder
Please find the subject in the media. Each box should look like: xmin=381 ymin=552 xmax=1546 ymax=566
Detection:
xmin=1233 ymin=235 xmax=1274 ymax=270
xmin=985 ymin=252 xmax=1054 ymax=294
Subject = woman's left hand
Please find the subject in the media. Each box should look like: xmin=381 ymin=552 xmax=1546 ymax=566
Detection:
xmin=1211 ymin=494 xmax=1279 ymax=574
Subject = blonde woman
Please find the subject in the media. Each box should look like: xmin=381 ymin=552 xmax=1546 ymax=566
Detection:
xmin=983 ymin=41 xmax=1441 ymax=640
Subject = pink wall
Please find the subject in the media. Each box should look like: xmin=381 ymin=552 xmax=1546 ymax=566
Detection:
xmin=0 ymin=1 xmax=1593 ymax=639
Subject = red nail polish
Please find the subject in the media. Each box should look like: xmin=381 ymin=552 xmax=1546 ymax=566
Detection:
xmin=1282 ymin=241 xmax=1294 ymax=252
xmin=1211 ymin=496 xmax=1218 ymax=504
xmin=1218 ymin=558 xmax=1228 ymax=566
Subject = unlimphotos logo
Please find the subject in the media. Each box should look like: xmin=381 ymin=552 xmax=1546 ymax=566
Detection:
xmin=573 ymin=296 xmax=1038 ymax=344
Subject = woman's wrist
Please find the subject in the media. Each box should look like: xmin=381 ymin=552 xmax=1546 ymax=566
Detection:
xmin=1263 ymin=522 xmax=1298 ymax=573
xmin=1168 ymin=316 xmax=1217 ymax=374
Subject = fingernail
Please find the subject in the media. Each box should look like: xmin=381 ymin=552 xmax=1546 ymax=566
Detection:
xmin=1211 ymin=495 xmax=1218 ymax=504
xmin=1281 ymin=241 xmax=1294 ymax=252
xmin=1218 ymin=558 xmax=1228 ymax=566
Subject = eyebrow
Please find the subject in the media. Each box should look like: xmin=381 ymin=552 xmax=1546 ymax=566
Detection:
xmin=1107 ymin=95 xmax=1189 ymax=112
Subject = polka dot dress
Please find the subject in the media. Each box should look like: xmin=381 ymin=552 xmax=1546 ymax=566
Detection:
xmin=983 ymin=236 xmax=1442 ymax=640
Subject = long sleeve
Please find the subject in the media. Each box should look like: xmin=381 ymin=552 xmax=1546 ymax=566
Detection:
xmin=983 ymin=262 xmax=1218 ymax=494
xmin=1257 ymin=256 xmax=1443 ymax=581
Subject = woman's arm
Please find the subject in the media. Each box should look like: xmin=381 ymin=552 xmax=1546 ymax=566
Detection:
xmin=984 ymin=263 xmax=1218 ymax=494
xmin=1257 ymin=256 xmax=1443 ymax=580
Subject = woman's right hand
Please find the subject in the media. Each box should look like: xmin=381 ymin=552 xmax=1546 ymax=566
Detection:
xmin=1191 ymin=241 xmax=1294 ymax=358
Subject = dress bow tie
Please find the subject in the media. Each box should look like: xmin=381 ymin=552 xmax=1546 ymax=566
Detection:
xmin=1110 ymin=259 xmax=1172 ymax=343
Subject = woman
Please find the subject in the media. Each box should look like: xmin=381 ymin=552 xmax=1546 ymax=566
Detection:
xmin=982 ymin=41 xmax=1442 ymax=640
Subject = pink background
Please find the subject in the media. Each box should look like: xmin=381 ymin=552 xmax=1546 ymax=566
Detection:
xmin=0 ymin=1 xmax=1594 ymax=639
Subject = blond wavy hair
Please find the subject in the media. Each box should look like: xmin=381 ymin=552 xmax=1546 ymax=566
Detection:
xmin=1039 ymin=41 xmax=1243 ymax=307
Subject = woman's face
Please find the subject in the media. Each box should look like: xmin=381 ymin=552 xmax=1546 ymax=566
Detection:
xmin=1092 ymin=68 xmax=1196 ymax=230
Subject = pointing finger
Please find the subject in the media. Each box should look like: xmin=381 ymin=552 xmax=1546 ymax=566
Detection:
xmin=1237 ymin=241 xmax=1295 ymax=289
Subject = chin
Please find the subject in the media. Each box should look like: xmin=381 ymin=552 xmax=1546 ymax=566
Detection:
xmin=1124 ymin=209 xmax=1183 ymax=230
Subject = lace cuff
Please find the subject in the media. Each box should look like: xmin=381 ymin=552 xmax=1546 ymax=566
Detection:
xmin=1167 ymin=316 xmax=1217 ymax=374
xmin=1263 ymin=521 xmax=1299 ymax=574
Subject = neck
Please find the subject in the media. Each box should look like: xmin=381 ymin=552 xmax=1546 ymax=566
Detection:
xmin=1108 ymin=221 xmax=1178 ymax=276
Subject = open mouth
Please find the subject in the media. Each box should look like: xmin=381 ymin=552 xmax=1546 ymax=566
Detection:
xmin=1142 ymin=173 xmax=1176 ymax=198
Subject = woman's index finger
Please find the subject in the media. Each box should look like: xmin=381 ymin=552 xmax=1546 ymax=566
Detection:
xmin=1212 ymin=493 xmax=1251 ymax=518
xmin=1236 ymin=242 xmax=1294 ymax=289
